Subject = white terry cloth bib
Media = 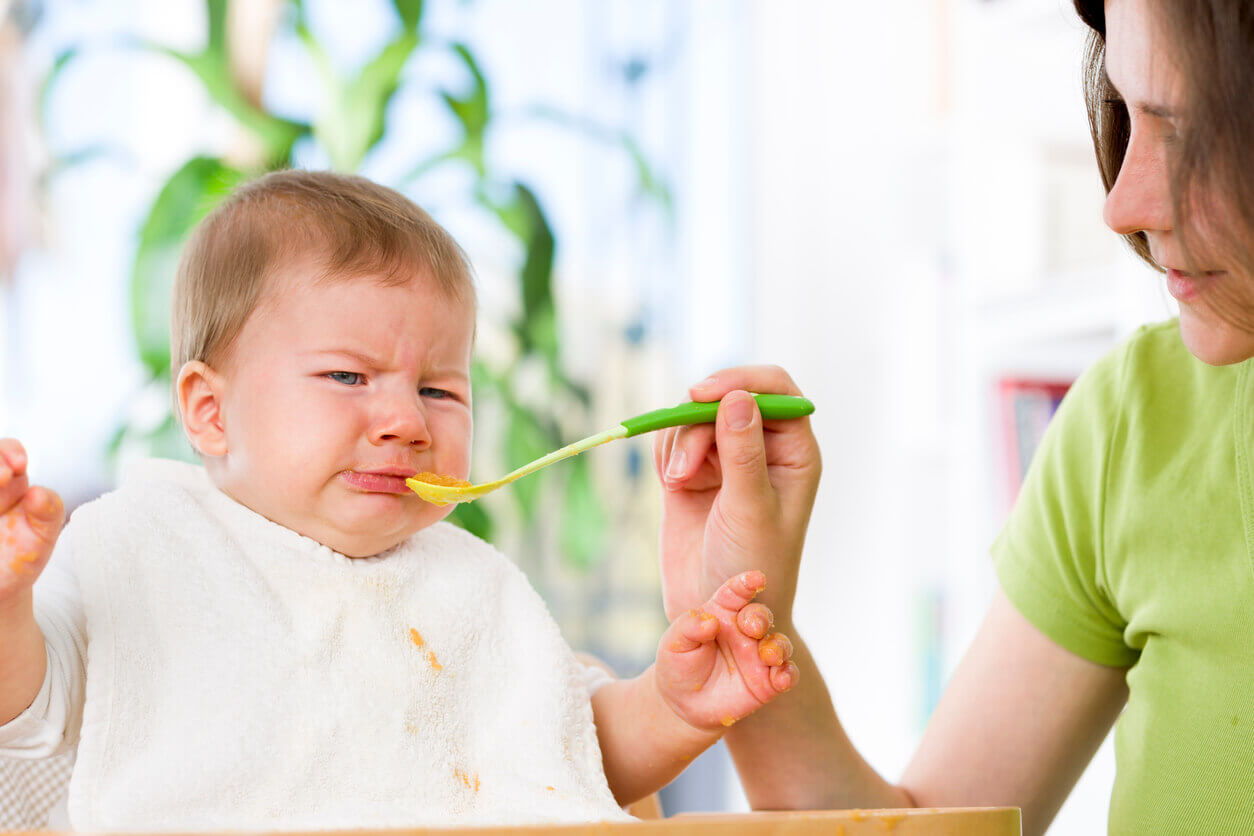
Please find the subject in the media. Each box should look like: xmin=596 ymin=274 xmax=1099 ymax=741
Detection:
xmin=61 ymin=460 xmax=628 ymax=831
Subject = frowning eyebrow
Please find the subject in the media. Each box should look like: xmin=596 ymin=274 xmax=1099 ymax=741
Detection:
xmin=302 ymin=348 xmax=382 ymax=367
xmin=302 ymin=348 xmax=470 ymax=380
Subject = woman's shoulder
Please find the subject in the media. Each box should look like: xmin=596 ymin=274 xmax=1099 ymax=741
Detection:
xmin=1107 ymin=317 xmax=1238 ymax=406
xmin=1067 ymin=317 xmax=1203 ymax=410
xmin=1087 ymin=317 xmax=1182 ymax=379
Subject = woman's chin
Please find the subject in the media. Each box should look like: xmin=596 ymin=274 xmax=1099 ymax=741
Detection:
xmin=1178 ymin=306 xmax=1254 ymax=366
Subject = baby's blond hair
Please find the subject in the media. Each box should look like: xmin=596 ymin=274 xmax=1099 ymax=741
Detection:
xmin=171 ymin=169 xmax=475 ymax=372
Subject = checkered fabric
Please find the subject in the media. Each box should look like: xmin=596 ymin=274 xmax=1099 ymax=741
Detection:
xmin=0 ymin=750 xmax=73 ymax=830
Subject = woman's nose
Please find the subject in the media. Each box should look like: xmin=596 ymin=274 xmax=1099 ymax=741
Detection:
xmin=1102 ymin=127 xmax=1173 ymax=238
xmin=370 ymin=397 xmax=431 ymax=448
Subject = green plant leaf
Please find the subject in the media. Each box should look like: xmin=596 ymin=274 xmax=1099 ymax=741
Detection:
xmin=435 ymin=42 xmax=490 ymax=174
xmin=525 ymin=104 xmax=673 ymax=215
xmin=479 ymin=182 xmax=556 ymax=359
xmin=444 ymin=43 xmax=489 ymax=135
xmin=131 ymin=156 xmax=246 ymax=377
xmin=39 ymin=47 xmax=80 ymax=127
xmin=400 ymin=148 xmax=459 ymax=186
xmin=204 ymin=0 xmax=228 ymax=54
xmin=159 ymin=45 xmax=306 ymax=164
xmin=504 ymin=399 xmax=556 ymax=524
xmin=391 ymin=0 xmax=425 ymax=32
xmin=307 ymin=30 xmax=419 ymax=172
xmin=446 ymin=500 xmax=493 ymax=543
xmin=559 ymin=456 xmax=608 ymax=570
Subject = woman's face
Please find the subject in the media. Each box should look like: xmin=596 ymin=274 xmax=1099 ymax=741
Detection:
xmin=1103 ymin=0 xmax=1254 ymax=365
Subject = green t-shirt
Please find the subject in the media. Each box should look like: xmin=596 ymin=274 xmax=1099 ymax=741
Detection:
xmin=992 ymin=319 xmax=1254 ymax=834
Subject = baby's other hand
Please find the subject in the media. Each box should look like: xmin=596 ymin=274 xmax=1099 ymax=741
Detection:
xmin=654 ymin=570 xmax=798 ymax=732
xmin=0 ymin=440 xmax=64 ymax=603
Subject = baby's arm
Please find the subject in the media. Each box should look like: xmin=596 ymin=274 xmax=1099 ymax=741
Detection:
xmin=0 ymin=439 xmax=65 ymax=726
xmin=591 ymin=570 xmax=797 ymax=806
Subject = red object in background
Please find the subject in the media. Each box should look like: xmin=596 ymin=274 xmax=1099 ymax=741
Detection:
xmin=997 ymin=377 xmax=1073 ymax=507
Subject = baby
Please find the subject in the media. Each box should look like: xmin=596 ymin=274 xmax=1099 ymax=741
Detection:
xmin=0 ymin=170 xmax=797 ymax=831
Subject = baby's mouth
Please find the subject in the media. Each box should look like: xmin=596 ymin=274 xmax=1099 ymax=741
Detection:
xmin=339 ymin=470 xmax=417 ymax=495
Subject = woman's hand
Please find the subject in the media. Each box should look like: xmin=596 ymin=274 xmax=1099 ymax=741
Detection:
xmin=652 ymin=366 xmax=820 ymax=624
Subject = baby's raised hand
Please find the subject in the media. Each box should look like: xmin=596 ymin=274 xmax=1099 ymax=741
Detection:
xmin=654 ymin=570 xmax=797 ymax=732
xmin=0 ymin=440 xmax=64 ymax=602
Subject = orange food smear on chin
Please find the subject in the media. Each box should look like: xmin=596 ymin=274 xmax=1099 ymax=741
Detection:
xmin=413 ymin=471 xmax=472 ymax=488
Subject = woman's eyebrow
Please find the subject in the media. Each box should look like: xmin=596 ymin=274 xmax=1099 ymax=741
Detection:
xmin=1103 ymin=69 xmax=1177 ymax=118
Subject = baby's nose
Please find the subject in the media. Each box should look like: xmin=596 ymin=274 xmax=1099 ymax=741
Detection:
xmin=371 ymin=403 xmax=431 ymax=448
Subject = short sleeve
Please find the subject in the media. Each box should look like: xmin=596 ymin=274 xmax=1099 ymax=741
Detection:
xmin=577 ymin=662 xmax=615 ymax=697
xmin=991 ymin=342 xmax=1140 ymax=669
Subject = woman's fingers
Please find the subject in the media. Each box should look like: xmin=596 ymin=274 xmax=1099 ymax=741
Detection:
xmin=688 ymin=365 xmax=804 ymax=401
xmin=657 ymin=423 xmax=717 ymax=490
xmin=712 ymin=391 xmax=776 ymax=517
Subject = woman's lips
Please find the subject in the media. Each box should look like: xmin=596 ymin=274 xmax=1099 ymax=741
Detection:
xmin=1166 ymin=269 xmax=1223 ymax=303
xmin=340 ymin=470 xmax=415 ymax=495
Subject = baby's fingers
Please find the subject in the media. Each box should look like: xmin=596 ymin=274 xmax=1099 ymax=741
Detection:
xmin=0 ymin=445 xmax=30 ymax=514
xmin=20 ymin=488 xmax=65 ymax=548
xmin=757 ymin=632 xmax=794 ymax=667
xmin=667 ymin=607 xmax=720 ymax=654
xmin=769 ymin=661 xmax=800 ymax=693
xmin=2 ymin=488 xmax=65 ymax=586
xmin=736 ymin=602 xmax=774 ymax=640
xmin=707 ymin=570 xmax=767 ymax=616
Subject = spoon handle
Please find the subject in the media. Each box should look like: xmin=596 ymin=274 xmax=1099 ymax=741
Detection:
xmin=620 ymin=394 xmax=815 ymax=438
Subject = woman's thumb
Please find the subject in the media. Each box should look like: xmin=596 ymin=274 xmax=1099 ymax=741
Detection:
xmin=714 ymin=391 xmax=774 ymax=510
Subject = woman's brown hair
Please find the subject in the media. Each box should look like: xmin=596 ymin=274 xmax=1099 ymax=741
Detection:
xmin=1074 ymin=0 xmax=1254 ymax=310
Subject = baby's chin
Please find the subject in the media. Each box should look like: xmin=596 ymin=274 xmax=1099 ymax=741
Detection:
xmin=316 ymin=522 xmax=416 ymax=558
xmin=317 ymin=506 xmax=453 ymax=558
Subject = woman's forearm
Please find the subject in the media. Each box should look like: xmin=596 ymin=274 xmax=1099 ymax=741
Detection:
xmin=723 ymin=630 xmax=914 ymax=811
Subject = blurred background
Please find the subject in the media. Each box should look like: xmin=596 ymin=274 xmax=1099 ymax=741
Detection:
xmin=0 ymin=0 xmax=1179 ymax=832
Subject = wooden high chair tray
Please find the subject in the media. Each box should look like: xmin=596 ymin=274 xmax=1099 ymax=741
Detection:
xmin=34 ymin=806 xmax=1021 ymax=835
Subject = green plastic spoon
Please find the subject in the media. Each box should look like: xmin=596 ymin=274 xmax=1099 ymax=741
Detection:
xmin=405 ymin=393 xmax=815 ymax=506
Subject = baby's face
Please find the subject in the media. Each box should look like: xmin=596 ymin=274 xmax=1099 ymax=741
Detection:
xmin=209 ymin=258 xmax=474 ymax=556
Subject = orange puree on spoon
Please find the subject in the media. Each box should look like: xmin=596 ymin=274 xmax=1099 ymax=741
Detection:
xmin=411 ymin=471 xmax=472 ymax=488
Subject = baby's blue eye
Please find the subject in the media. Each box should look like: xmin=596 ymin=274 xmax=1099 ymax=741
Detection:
xmin=420 ymin=387 xmax=451 ymax=399
xmin=328 ymin=371 xmax=363 ymax=385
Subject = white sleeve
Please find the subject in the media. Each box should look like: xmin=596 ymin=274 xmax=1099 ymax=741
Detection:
xmin=577 ymin=661 xmax=616 ymax=697
xmin=0 ymin=548 xmax=87 ymax=759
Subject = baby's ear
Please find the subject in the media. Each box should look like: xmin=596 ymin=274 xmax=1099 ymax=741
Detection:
xmin=177 ymin=361 xmax=228 ymax=457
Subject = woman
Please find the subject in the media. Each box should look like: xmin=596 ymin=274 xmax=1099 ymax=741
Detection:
xmin=660 ymin=1 xmax=1254 ymax=833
